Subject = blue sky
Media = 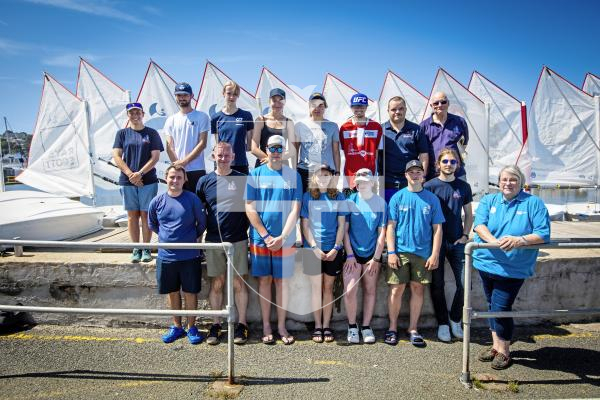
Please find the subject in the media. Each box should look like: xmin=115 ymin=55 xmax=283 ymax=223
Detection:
xmin=1 ymin=0 xmax=598 ymax=133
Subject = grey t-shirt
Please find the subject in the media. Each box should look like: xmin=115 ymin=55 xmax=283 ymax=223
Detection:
xmin=295 ymin=118 xmax=339 ymax=170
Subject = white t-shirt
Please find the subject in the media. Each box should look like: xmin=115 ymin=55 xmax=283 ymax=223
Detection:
xmin=164 ymin=110 xmax=210 ymax=171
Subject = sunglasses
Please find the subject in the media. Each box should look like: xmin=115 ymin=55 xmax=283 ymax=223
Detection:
xmin=432 ymin=100 xmax=448 ymax=106
xmin=441 ymin=159 xmax=458 ymax=165
xmin=268 ymin=146 xmax=284 ymax=153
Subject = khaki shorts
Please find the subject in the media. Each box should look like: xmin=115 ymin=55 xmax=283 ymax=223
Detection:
xmin=205 ymin=240 xmax=249 ymax=278
xmin=386 ymin=253 xmax=431 ymax=285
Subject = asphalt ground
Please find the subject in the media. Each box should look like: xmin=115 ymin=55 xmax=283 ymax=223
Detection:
xmin=0 ymin=323 xmax=599 ymax=399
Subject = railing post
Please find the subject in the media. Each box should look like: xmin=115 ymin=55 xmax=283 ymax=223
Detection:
xmin=225 ymin=243 xmax=235 ymax=385
xmin=460 ymin=242 xmax=475 ymax=388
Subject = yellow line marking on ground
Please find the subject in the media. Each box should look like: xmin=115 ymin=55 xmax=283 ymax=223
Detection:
xmin=308 ymin=359 xmax=358 ymax=368
xmin=0 ymin=332 xmax=160 ymax=343
xmin=532 ymin=332 xmax=598 ymax=341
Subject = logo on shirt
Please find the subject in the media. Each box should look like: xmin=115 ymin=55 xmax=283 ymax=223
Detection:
xmin=228 ymin=180 xmax=237 ymax=191
xmin=453 ymin=190 xmax=462 ymax=199
xmin=422 ymin=205 xmax=431 ymax=215
xmin=516 ymin=210 xmax=527 ymax=215
xmin=142 ymin=135 xmax=150 ymax=143
xmin=490 ymin=206 xmax=497 ymax=214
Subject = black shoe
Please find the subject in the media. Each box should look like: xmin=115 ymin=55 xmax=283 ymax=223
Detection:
xmin=234 ymin=323 xmax=249 ymax=345
xmin=206 ymin=324 xmax=221 ymax=345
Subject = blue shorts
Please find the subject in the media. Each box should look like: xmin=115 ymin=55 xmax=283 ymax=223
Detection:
xmin=250 ymin=242 xmax=296 ymax=279
xmin=156 ymin=257 xmax=202 ymax=294
xmin=121 ymin=183 xmax=158 ymax=211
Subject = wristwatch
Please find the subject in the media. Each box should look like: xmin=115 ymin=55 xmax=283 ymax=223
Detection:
xmin=334 ymin=244 xmax=343 ymax=251
xmin=139 ymin=170 xmax=144 ymax=177
xmin=462 ymin=234 xmax=469 ymax=239
xmin=373 ymin=256 xmax=382 ymax=263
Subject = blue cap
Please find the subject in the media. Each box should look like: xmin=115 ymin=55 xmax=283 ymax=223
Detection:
xmin=269 ymin=88 xmax=286 ymax=99
xmin=174 ymin=82 xmax=193 ymax=95
xmin=350 ymin=93 xmax=368 ymax=107
xmin=126 ymin=102 xmax=143 ymax=111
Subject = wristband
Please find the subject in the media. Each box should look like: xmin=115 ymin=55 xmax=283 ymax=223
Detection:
xmin=388 ymin=250 xmax=397 ymax=255
xmin=261 ymin=232 xmax=270 ymax=240
xmin=334 ymin=244 xmax=343 ymax=251
xmin=346 ymin=254 xmax=355 ymax=259
xmin=374 ymin=257 xmax=382 ymax=263
xmin=139 ymin=170 xmax=144 ymax=177
xmin=310 ymin=244 xmax=317 ymax=249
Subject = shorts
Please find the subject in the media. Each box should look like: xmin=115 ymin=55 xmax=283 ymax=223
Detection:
xmin=386 ymin=253 xmax=431 ymax=285
xmin=297 ymin=167 xmax=309 ymax=193
xmin=302 ymin=247 xmax=345 ymax=276
xmin=355 ymin=253 xmax=374 ymax=265
xmin=156 ymin=257 xmax=202 ymax=294
xmin=185 ymin=170 xmax=206 ymax=193
xmin=121 ymin=183 xmax=158 ymax=211
xmin=250 ymin=242 xmax=296 ymax=279
xmin=204 ymin=240 xmax=249 ymax=277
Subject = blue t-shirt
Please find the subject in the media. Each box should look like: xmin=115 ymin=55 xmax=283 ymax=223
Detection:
xmin=147 ymin=191 xmax=207 ymax=261
xmin=383 ymin=120 xmax=429 ymax=186
xmin=300 ymin=191 xmax=348 ymax=251
xmin=196 ymin=170 xmax=249 ymax=243
xmin=347 ymin=192 xmax=387 ymax=258
xmin=113 ymin=127 xmax=164 ymax=185
xmin=245 ymin=164 xmax=302 ymax=246
xmin=473 ymin=191 xmax=551 ymax=279
xmin=388 ymin=188 xmax=445 ymax=259
xmin=424 ymin=177 xmax=473 ymax=243
xmin=211 ymin=109 xmax=254 ymax=167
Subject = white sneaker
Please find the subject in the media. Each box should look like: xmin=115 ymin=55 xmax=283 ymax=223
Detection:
xmin=437 ymin=325 xmax=451 ymax=342
xmin=361 ymin=328 xmax=376 ymax=344
xmin=450 ymin=319 xmax=464 ymax=339
xmin=347 ymin=327 xmax=360 ymax=344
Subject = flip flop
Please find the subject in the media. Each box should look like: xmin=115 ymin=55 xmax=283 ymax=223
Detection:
xmin=262 ymin=334 xmax=275 ymax=345
xmin=409 ymin=331 xmax=426 ymax=347
xmin=384 ymin=330 xmax=398 ymax=346
xmin=312 ymin=328 xmax=324 ymax=343
xmin=279 ymin=333 xmax=295 ymax=345
xmin=323 ymin=328 xmax=335 ymax=343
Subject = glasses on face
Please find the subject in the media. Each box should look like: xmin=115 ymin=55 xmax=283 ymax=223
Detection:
xmin=268 ymin=146 xmax=284 ymax=153
xmin=500 ymin=178 xmax=518 ymax=184
xmin=441 ymin=159 xmax=458 ymax=165
xmin=432 ymin=100 xmax=448 ymax=106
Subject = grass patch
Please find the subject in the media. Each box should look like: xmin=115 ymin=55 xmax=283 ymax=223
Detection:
xmin=508 ymin=380 xmax=519 ymax=393
xmin=472 ymin=378 xmax=485 ymax=390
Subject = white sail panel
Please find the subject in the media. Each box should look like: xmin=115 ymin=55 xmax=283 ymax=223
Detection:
xmin=425 ymin=69 xmax=489 ymax=194
xmin=322 ymin=73 xmax=378 ymax=127
xmin=18 ymin=74 xmax=93 ymax=197
xmin=378 ymin=71 xmax=428 ymax=124
xmin=528 ymin=67 xmax=598 ymax=185
xmin=468 ymin=71 xmax=524 ymax=182
xmin=255 ymin=67 xmax=308 ymax=123
xmin=583 ymin=72 xmax=600 ymax=96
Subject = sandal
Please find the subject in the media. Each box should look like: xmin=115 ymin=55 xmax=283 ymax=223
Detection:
xmin=408 ymin=331 xmax=426 ymax=347
xmin=384 ymin=330 xmax=398 ymax=346
xmin=312 ymin=328 xmax=324 ymax=343
xmin=262 ymin=334 xmax=276 ymax=345
xmin=323 ymin=328 xmax=334 ymax=343
xmin=279 ymin=333 xmax=295 ymax=345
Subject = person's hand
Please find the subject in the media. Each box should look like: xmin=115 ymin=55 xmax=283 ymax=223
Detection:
xmin=312 ymin=247 xmax=326 ymax=260
xmin=365 ymin=259 xmax=380 ymax=275
xmin=387 ymin=253 xmax=399 ymax=269
xmin=260 ymin=157 xmax=268 ymax=165
xmin=425 ymin=254 xmax=439 ymax=270
xmin=498 ymin=235 xmax=523 ymax=251
xmin=343 ymin=256 xmax=359 ymax=273
xmin=128 ymin=172 xmax=143 ymax=186
xmin=173 ymin=159 xmax=186 ymax=168
xmin=267 ymin=235 xmax=283 ymax=252
xmin=454 ymin=235 xmax=469 ymax=245
xmin=324 ymin=249 xmax=338 ymax=262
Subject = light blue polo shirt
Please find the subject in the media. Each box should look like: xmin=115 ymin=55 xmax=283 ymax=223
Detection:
xmin=347 ymin=192 xmax=387 ymax=258
xmin=473 ymin=191 xmax=551 ymax=279
xmin=388 ymin=188 xmax=445 ymax=260
xmin=300 ymin=191 xmax=348 ymax=251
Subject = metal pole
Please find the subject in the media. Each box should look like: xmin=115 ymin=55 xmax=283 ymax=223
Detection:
xmin=226 ymin=244 xmax=235 ymax=385
xmin=460 ymin=242 xmax=474 ymax=387
xmin=0 ymin=304 xmax=228 ymax=317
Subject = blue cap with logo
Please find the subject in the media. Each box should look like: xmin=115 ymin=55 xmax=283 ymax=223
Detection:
xmin=126 ymin=102 xmax=143 ymax=112
xmin=350 ymin=93 xmax=369 ymax=107
xmin=269 ymin=88 xmax=286 ymax=99
xmin=174 ymin=82 xmax=193 ymax=95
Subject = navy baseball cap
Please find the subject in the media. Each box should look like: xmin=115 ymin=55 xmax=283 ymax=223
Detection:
xmin=269 ymin=88 xmax=286 ymax=99
xmin=309 ymin=92 xmax=327 ymax=107
xmin=405 ymin=160 xmax=424 ymax=172
xmin=350 ymin=93 xmax=368 ymax=107
xmin=126 ymin=102 xmax=143 ymax=111
xmin=174 ymin=82 xmax=193 ymax=95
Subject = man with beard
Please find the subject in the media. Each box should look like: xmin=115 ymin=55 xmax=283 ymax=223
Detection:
xmin=164 ymin=82 xmax=210 ymax=192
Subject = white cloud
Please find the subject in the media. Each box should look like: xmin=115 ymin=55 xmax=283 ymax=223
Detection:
xmin=42 ymin=53 xmax=98 ymax=67
xmin=0 ymin=37 xmax=30 ymax=55
xmin=24 ymin=0 xmax=146 ymax=25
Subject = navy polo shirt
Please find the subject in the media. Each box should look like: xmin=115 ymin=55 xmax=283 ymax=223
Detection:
xmin=424 ymin=177 xmax=473 ymax=243
xmin=383 ymin=120 xmax=429 ymax=186
xmin=211 ymin=109 xmax=254 ymax=167
xmin=420 ymin=113 xmax=468 ymax=178
xmin=112 ymin=126 xmax=164 ymax=185
xmin=196 ymin=170 xmax=249 ymax=243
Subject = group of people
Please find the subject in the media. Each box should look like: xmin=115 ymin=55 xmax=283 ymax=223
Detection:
xmin=112 ymin=81 xmax=550 ymax=370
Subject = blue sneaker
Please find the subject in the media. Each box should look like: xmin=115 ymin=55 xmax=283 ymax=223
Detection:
xmin=187 ymin=326 xmax=205 ymax=345
xmin=131 ymin=248 xmax=142 ymax=263
xmin=161 ymin=325 xmax=186 ymax=343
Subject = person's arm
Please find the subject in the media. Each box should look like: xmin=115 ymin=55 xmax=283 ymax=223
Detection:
xmin=425 ymin=223 xmax=442 ymax=270
xmin=139 ymin=150 xmax=160 ymax=176
xmin=165 ymin=135 xmax=178 ymax=163
xmin=418 ymin=153 xmax=429 ymax=179
xmin=455 ymin=202 xmax=474 ymax=244
xmin=251 ymin=117 xmax=268 ymax=164
xmin=246 ymin=129 xmax=253 ymax=152
xmin=365 ymin=224 xmax=386 ymax=275
xmin=386 ymin=220 xmax=399 ymax=268
xmin=284 ymin=120 xmax=298 ymax=168
xmin=324 ymin=215 xmax=346 ymax=261
xmin=245 ymin=200 xmax=270 ymax=238
xmin=177 ymin=131 xmax=207 ymax=167
xmin=332 ymin=140 xmax=341 ymax=174
xmin=112 ymin=147 xmax=142 ymax=186
xmin=302 ymin=217 xmax=325 ymax=260
xmin=147 ymin=200 xmax=159 ymax=234
xmin=268 ymin=200 xmax=300 ymax=251
xmin=498 ymin=197 xmax=550 ymax=251
xmin=343 ymin=220 xmax=359 ymax=271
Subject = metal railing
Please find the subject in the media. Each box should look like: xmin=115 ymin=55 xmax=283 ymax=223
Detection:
xmin=460 ymin=240 xmax=600 ymax=388
xmin=0 ymin=239 xmax=237 ymax=384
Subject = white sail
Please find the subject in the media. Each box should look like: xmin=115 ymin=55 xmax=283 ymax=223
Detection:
xmin=425 ymin=68 xmax=489 ymax=194
xmin=528 ymin=67 xmax=598 ymax=186
xmin=136 ymin=60 xmax=189 ymax=177
xmin=378 ymin=71 xmax=428 ymax=124
xmin=468 ymin=71 xmax=525 ymax=182
xmin=255 ymin=67 xmax=308 ymax=123
xmin=17 ymin=73 xmax=94 ymax=197
xmin=76 ymin=58 xmax=128 ymax=183
xmin=583 ymin=72 xmax=600 ymax=96
xmin=322 ymin=73 xmax=378 ymax=127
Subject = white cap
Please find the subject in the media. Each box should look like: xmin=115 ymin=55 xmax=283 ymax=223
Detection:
xmin=355 ymin=168 xmax=374 ymax=183
xmin=267 ymin=135 xmax=285 ymax=147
